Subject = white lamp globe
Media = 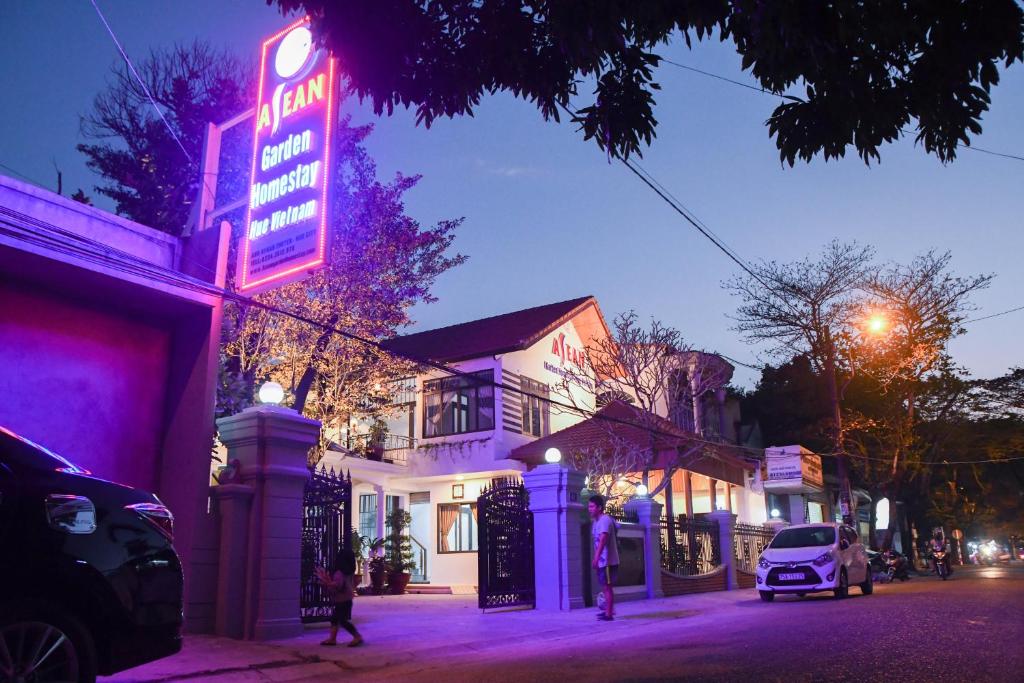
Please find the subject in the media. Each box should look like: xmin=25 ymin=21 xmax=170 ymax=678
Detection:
xmin=544 ymin=447 xmax=562 ymax=464
xmin=770 ymin=508 xmax=781 ymax=519
xmin=258 ymin=381 xmax=285 ymax=405
xmin=635 ymin=484 xmax=649 ymax=497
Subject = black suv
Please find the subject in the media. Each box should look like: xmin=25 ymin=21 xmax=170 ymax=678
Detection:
xmin=0 ymin=427 xmax=183 ymax=682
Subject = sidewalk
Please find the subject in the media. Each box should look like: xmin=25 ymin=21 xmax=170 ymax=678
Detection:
xmin=105 ymin=590 xmax=752 ymax=682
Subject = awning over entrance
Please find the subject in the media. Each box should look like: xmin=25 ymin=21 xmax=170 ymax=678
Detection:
xmin=509 ymin=401 xmax=752 ymax=487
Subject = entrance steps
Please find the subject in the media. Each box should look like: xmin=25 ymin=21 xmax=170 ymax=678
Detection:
xmin=406 ymin=584 xmax=453 ymax=595
xmin=405 ymin=584 xmax=478 ymax=595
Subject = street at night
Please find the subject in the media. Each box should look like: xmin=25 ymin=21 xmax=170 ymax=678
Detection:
xmin=2 ymin=3 xmax=1023 ymax=683
xmin=106 ymin=565 xmax=1024 ymax=682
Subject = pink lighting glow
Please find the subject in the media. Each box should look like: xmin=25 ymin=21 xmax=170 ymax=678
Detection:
xmin=239 ymin=17 xmax=337 ymax=294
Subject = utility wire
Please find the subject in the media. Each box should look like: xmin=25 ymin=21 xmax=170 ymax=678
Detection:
xmin=0 ymin=161 xmax=47 ymax=187
xmin=89 ymin=0 xmax=193 ymax=165
xmin=7 ymin=205 xmax=1020 ymax=470
xmin=661 ymin=58 xmax=1024 ymax=164
xmin=963 ymin=304 xmax=1024 ymax=324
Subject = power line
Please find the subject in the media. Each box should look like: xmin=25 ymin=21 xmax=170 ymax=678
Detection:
xmin=8 ymin=207 xmax=1021 ymax=471
xmin=0 ymin=162 xmax=47 ymax=187
xmin=964 ymin=304 xmax=1024 ymax=324
xmin=661 ymin=59 xmax=1024 ymax=164
xmin=89 ymin=0 xmax=194 ymax=165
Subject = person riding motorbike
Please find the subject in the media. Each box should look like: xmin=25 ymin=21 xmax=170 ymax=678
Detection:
xmin=930 ymin=531 xmax=952 ymax=577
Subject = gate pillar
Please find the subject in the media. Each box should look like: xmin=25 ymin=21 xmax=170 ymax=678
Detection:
xmin=216 ymin=404 xmax=319 ymax=640
xmin=524 ymin=463 xmax=587 ymax=611
xmin=625 ymin=497 xmax=664 ymax=599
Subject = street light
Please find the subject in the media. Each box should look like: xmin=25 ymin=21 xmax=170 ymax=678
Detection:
xmin=258 ymin=381 xmax=284 ymax=405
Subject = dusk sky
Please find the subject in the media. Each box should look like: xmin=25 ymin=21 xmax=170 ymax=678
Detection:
xmin=2 ymin=0 xmax=1022 ymax=389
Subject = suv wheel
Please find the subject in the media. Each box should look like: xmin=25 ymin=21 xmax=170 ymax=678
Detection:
xmin=0 ymin=603 xmax=97 ymax=683
xmin=859 ymin=569 xmax=874 ymax=595
xmin=833 ymin=569 xmax=849 ymax=600
xmin=758 ymin=591 xmax=775 ymax=602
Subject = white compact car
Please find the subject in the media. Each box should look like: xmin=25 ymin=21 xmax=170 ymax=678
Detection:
xmin=755 ymin=523 xmax=871 ymax=601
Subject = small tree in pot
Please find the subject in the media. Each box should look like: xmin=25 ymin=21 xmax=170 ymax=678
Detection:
xmin=385 ymin=509 xmax=416 ymax=594
xmin=365 ymin=537 xmax=387 ymax=594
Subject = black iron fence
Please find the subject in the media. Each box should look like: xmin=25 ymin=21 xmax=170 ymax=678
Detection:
xmin=733 ymin=523 xmax=775 ymax=574
xmin=344 ymin=432 xmax=414 ymax=466
xmin=659 ymin=515 xmax=721 ymax=576
xmin=300 ymin=467 xmax=352 ymax=623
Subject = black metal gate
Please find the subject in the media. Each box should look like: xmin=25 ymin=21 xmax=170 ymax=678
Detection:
xmin=477 ymin=477 xmax=535 ymax=610
xmin=300 ymin=467 xmax=352 ymax=623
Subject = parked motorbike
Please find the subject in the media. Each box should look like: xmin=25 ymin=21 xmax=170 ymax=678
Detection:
xmin=885 ymin=550 xmax=911 ymax=581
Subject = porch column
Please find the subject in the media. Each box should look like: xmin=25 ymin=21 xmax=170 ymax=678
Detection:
xmin=664 ymin=471 xmax=677 ymax=572
xmin=524 ymin=463 xmax=587 ymax=611
xmin=709 ymin=478 xmax=718 ymax=512
xmin=683 ymin=470 xmax=694 ymax=517
xmin=724 ymin=483 xmax=732 ymax=513
xmin=375 ymin=484 xmax=386 ymax=542
xmin=216 ymin=404 xmax=319 ymax=640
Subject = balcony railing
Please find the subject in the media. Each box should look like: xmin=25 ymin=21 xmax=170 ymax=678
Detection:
xmin=344 ymin=432 xmax=414 ymax=467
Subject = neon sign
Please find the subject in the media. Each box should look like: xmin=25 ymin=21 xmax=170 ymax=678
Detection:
xmin=239 ymin=18 xmax=336 ymax=293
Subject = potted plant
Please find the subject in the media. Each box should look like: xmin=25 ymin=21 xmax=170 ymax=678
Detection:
xmin=365 ymin=537 xmax=388 ymax=594
xmin=366 ymin=419 xmax=388 ymax=461
xmin=385 ymin=509 xmax=416 ymax=594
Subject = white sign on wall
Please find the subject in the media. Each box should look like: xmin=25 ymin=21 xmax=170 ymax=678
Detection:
xmin=763 ymin=448 xmax=823 ymax=494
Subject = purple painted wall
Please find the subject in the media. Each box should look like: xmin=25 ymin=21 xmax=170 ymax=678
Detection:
xmin=0 ymin=281 xmax=171 ymax=491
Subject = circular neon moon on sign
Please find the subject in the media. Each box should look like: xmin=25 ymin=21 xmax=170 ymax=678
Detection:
xmin=275 ymin=26 xmax=314 ymax=79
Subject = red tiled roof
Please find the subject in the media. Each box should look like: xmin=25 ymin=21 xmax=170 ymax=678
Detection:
xmin=509 ymin=400 xmax=752 ymax=486
xmin=381 ymin=296 xmax=597 ymax=363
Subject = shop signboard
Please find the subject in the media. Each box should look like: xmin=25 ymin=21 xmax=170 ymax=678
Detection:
xmin=763 ymin=447 xmax=824 ymax=494
xmin=238 ymin=18 xmax=336 ymax=294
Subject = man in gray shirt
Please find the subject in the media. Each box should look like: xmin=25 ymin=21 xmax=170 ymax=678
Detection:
xmin=589 ymin=494 xmax=619 ymax=621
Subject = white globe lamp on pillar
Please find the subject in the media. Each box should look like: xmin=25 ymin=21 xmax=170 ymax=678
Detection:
xmin=634 ymin=484 xmax=649 ymax=498
xmin=544 ymin=447 xmax=562 ymax=464
xmin=258 ymin=381 xmax=285 ymax=406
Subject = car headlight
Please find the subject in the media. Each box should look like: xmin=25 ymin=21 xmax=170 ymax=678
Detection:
xmin=812 ymin=551 xmax=833 ymax=567
xmin=757 ymin=557 xmax=770 ymax=570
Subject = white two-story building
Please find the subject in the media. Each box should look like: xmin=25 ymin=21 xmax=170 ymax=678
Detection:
xmin=320 ymin=296 xmax=765 ymax=590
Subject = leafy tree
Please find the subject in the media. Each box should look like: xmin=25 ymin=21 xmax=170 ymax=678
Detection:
xmin=79 ymin=43 xmax=468 ymax=461
xmin=270 ymin=0 xmax=1023 ymax=164
xmin=78 ymin=42 xmax=254 ymax=235
xmin=221 ymin=119 xmax=467 ymax=462
xmin=725 ymin=240 xmax=874 ymax=520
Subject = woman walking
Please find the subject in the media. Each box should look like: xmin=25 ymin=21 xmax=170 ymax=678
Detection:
xmin=316 ymin=548 xmax=364 ymax=647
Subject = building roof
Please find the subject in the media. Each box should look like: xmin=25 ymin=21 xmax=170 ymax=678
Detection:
xmin=509 ymin=400 xmax=752 ymax=486
xmin=381 ymin=296 xmax=604 ymax=363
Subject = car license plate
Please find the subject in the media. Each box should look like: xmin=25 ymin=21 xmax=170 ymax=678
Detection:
xmin=779 ymin=572 xmax=804 ymax=581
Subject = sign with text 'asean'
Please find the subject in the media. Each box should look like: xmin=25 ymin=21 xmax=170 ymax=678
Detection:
xmin=239 ymin=18 xmax=336 ymax=293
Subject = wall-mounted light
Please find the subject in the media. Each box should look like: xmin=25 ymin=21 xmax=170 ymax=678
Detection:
xmin=455 ymin=474 xmax=465 ymax=482
xmin=544 ymin=447 xmax=562 ymax=464
xmin=770 ymin=508 xmax=781 ymax=519
xmin=258 ymin=381 xmax=284 ymax=405
xmin=452 ymin=484 xmax=465 ymax=500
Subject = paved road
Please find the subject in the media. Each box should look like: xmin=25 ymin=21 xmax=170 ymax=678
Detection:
xmin=345 ymin=565 xmax=1024 ymax=683
xmin=107 ymin=564 xmax=1024 ymax=683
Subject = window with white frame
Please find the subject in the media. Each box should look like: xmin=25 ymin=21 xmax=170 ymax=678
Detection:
xmin=423 ymin=371 xmax=495 ymax=437
xmin=437 ymin=502 xmax=477 ymax=553
xmin=520 ymin=376 xmax=549 ymax=437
